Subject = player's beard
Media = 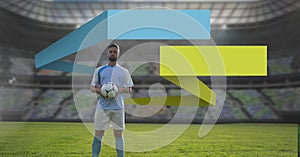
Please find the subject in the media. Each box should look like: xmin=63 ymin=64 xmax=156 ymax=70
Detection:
xmin=109 ymin=56 xmax=117 ymax=61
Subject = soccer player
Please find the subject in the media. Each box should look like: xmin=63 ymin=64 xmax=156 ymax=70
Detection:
xmin=90 ymin=43 xmax=134 ymax=157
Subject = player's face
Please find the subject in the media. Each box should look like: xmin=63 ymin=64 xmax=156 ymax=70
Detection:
xmin=108 ymin=47 xmax=119 ymax=62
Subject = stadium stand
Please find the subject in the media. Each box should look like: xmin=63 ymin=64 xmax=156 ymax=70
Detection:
xmin=268 ymin=57 xmax=293 ymax=75
xmin=10 ymin=58 xmax=34 ymax=76
xmin=229 ymin=90 xmax=278 ymax=119
xmin=0 ymin=87 xmax=40 ymax=121
xmin=54 ymin=100 xmax=80 ymax=120
xmin=0 ymin=44 xmax=299 ymax=123
xmin=26 ymin=89 xmax=72 ymax=120
xmin=261 ymin=88 xmax=300 ymax=111
xmin=220 ymin=95 xmax=249 ymax=120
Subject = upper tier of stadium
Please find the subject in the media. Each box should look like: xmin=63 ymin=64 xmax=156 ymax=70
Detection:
xmin=0 ymin=0 xmax=299 ymax=29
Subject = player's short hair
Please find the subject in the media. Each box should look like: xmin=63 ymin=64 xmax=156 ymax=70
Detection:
xmin=108 ymin=43 xmax=120 ymax=50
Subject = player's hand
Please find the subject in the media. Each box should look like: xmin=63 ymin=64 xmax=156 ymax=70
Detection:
xmin=114 ymin=84 xmax=120 ymax=98
xmin=96 ymin=85 xmax=105 ymax=98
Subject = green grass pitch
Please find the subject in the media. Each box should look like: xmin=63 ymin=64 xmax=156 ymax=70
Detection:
xmin=0 ymin=122 xmax=297 ymax=157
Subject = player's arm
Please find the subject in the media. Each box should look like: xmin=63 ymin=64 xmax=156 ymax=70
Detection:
xmin=90 ymin=68 xmax=105 ymax=98
xmin=90 ymin=85 xmax=101 ymax=94
xmin=118 ymin=69 xmax=134 ymax=94
xmin=118 ymin=87 xmax=132 ymax=93
xmin=90 ymin=85 xmax=106 ymax=98
xmin=115 ymin=87 xmax=132 ymax=98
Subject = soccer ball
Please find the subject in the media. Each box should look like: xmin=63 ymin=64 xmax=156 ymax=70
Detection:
xmin=100 ymin=82 xmax=118 ymax=99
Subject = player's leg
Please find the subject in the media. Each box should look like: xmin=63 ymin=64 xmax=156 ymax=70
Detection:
xmin=114 ymin=130 xmax=124 ymax=157
xmin=111 ymin=110 xmax=125 ymax=157
xmin=92 ymin=109 xmax=109 ymax=157
xmin=92 ymin=130 xmax=104 ymax=157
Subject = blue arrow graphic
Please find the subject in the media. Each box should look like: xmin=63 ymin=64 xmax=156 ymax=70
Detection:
xmin=34 ymin=10 xmax=210 ymax=73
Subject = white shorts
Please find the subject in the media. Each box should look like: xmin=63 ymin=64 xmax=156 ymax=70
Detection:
xmin=94 ymin=109 xmax=125 ymax=130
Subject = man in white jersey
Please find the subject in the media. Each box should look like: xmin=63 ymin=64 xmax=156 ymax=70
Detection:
xmin=90 ymin=43 xmax=134 ymax=157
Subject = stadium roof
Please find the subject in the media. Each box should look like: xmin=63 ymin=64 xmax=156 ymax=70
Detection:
xmin=0 ymin=0 xmax=299 ymax=29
